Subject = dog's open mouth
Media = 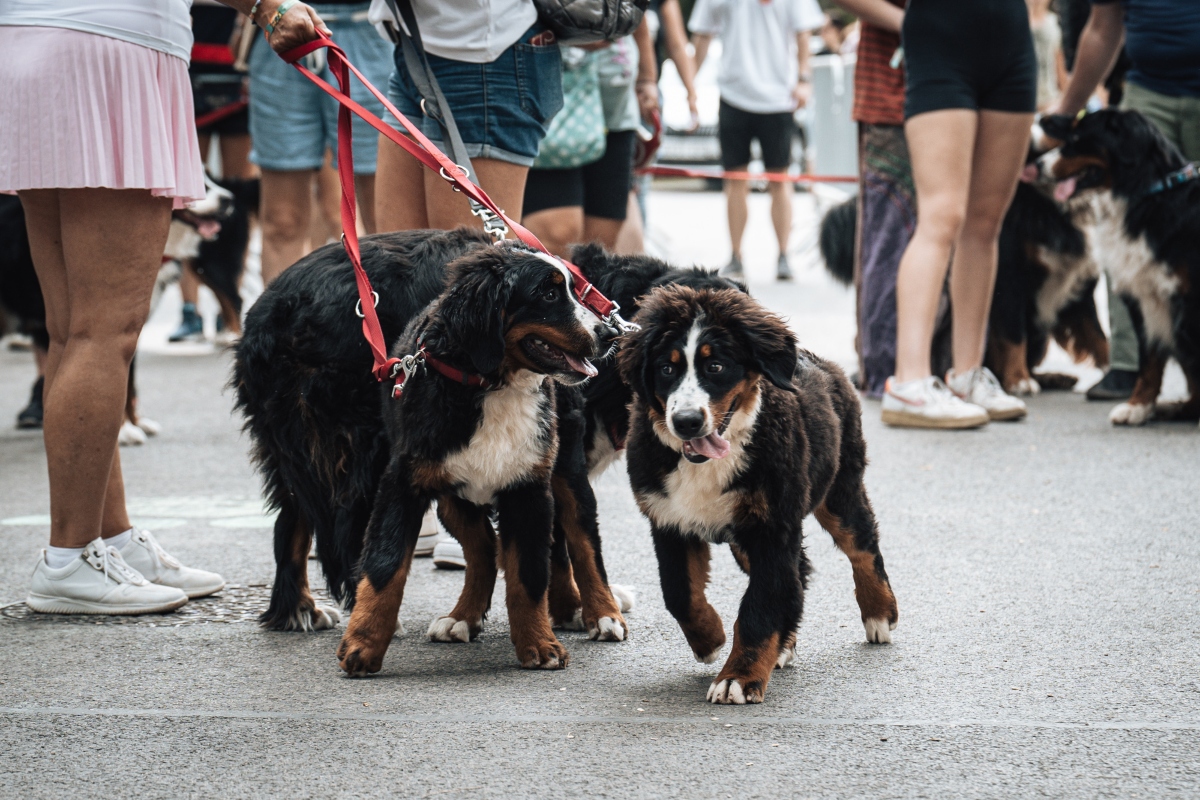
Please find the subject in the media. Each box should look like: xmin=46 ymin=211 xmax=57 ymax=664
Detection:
xmin=1054 ymin=176 xmax=1077 ymax=202
xmin=681 ymin=432 xmax=730 ymax=463
xmin=522 ymin=335 xmax=598 ymax=377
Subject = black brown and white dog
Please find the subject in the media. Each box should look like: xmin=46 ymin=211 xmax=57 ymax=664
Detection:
xmin=1042 ymin=109 xmax=1199 ymax=426
xmin=233 ymin=231 xmax=741 ymax=669
xmin=618 ymin=285 xmax=898 ymax=705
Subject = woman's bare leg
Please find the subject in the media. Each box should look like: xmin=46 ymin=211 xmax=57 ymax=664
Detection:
xmin=20 ymin=188 xmax=171 ymax=548
xmin=425 ymin=158 xmax=529 ymax=230
xmin=375 ymin=134 xmax=428 ymax=232
xmin=613 ymin=191 xmax=644 ymax=255
xmin=260 ymin=169 xmax=314 ymax=285
xmin=949 ymin=110 xmax=1033 ymax=373
xmin=582 ymin=215 xmax=624 ymax=252
xmin=524 ymin=206 xmax=584 ymax=259
xmin=894 ymin=110 xmax=976 ymax=382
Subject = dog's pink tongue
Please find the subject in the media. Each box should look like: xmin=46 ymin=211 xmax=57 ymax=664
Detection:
xmin=1020 ymin=163 xmax=1039 ymax=184
xmin=563 ymin=352 xmax=598 ymax=377
xmin=1054 ymin=176 xmax=1077 ymax=202
xmin=688 ymin=432 xmax=730 ymax=459
xmin=196 ymin=218 xmax=222 ymax=239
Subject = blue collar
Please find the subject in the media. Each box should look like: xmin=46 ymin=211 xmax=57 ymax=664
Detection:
xmin=1142 ymin=162 xmax=1198 ymax=198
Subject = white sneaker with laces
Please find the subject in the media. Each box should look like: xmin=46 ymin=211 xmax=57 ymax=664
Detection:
xmin=27 ymin=539 xmax=189 ymax=615
xmin=432 ymin=538 xmax=466 ymax=570
xmin=881 ymin=376 xmax=990 ymax=429
xmin=946 ymin=367 xmax=1027 ymax=421
xmin=120 ymin=528 xmax=225 ymax=599
xmin=414 ymin=507 xmax=442 ymax=558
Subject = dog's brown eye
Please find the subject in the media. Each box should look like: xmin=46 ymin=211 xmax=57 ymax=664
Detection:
xmin=660 ymin=364 xmax=675 ymax=376
xmin=706 ymin=362 xmax=723 ymax=374
xmin=542 ymin=288 xmax=560 ymax=303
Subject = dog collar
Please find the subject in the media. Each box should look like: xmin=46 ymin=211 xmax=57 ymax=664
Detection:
xmin=391 ymin=338 xmax=491 ymax=399
xmin=1142 ymin=162 xmax=1197 ymax=199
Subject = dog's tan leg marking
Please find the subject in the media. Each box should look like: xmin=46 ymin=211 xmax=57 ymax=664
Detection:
xmin=729 ymin=542 xmax=752 ymax=575
xmin=1111 ymin=350 xmax=1167 ymax=426
xmin=430 ymin=496 xmax=496 ymax=642
xmin=708 ymin=626 xmax=781 ymax=705
xmin=815 ymin=504 xmax=898 ymax=636
xmin=551 ymin=476 xmax=627 ymax=641
xmin=500 ymin=543 xmax=569 ymax=669
xmin=679 ymin=544 xmax=726 ymax=663
xmin=337 ymin=552 xmax=414 ymax=676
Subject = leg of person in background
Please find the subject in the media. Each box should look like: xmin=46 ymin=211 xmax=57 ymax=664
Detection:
xmin=259 ymin=169 xmax=314 ymax=286
xmin=215 ymin=130 xmax=257 ymax=337
xmin=613 ymin=191 xmax=645 ymax=255
xmin=722 ymin=174 xmax=750 ymax=279
xmin=761 ymin=112 xmax=797 ymax=281
xmin=583 ymin=215 xmax=624 ymax=253
xmin=170 ymin=132 xmax=211 ymax=343
xmin=17 ymin=341 xmax=48 ymax=429
xmin=374 ymin=134 xmax=429 ymax=231
xmin=767 ymin=176 xmax=793 ymax=280
xmin=312 ymin=151 xmax=341 ymax=247
xmin=524 ymin=206 xmax=584 ymax=259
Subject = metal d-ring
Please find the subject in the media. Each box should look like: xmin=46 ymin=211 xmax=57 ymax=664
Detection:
xmin=355 ymin=291 xmax=380 ymax=318
xmin=439 ymin=164 xmax=469 ymax=192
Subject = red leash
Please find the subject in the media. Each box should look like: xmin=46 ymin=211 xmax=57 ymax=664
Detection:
xmin=278 ymin=36 xmax=627 ymax=384
xmin=637 ymin=164 xmax=858 ymax=183
xmin=194 ymin=99 xmax=249 ymax=130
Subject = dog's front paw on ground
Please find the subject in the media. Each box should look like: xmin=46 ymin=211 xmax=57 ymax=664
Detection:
xmin=608 ymin=584 xmax=636 ymax=613
xmin=260 ymin=603 xmax=341 ymax=632
xmin=707 ymin=678 xmax=764 ymax=705
xmin=337 ymin=634 xmax=388 ymax=677
xmin=864 ymin=617 xmax=895 ymax=644
xmin=1110 ymin=401 xmax=1153 ymax=426
xmin=1010 ymin=376 xmax=1041 ymax=396
xmin=586 ymin=614 xmax=627 ymax=642
xmin=514 ymin=637 xmax=569 ymax=670
xmin=427 ymin=615 xmax=480 ymax=642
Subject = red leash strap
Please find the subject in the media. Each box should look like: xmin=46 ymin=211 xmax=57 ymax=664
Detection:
xmin=279 ymin=36 xmax=625 ymax=385
xmin=638 ymin=164 xmax=858 ymax=183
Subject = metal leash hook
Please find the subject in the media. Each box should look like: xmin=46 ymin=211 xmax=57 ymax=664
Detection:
xmin=355 ymin=291 xmax=380 ymax=319
xmin=390 ymin=350 xmax=427 ymax=398
xmin=604 ymin=307 xmax=640 ymax=334
xmin=469 ymin=200 xmax=509 ymax=242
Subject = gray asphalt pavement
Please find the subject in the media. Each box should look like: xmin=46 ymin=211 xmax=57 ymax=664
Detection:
xmin=1 ymin=191 xmax=1198 ymax=799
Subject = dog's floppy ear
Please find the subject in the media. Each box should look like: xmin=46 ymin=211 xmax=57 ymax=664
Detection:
xmin=437 ymin=249 xmax=511 ymax=375
xmin=734 ymin=304 xmax=798 ymax=390
xmin=616 ymin=314 xmax=668 ymax=411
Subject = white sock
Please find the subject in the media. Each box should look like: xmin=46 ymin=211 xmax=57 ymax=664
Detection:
xmin=105 ymin=528 xmax=134 ymax=550
xmin=45 ymin=545 xmax=85 ymax=569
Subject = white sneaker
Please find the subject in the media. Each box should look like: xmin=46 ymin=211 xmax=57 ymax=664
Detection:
xmin=881 ymin=376 xmax=990 ymax=429
xmin=946 ymin=367 xmax=1027 ymax=421
xmin=120 ymin=528 xmax=226 ymax=599
xmin=414 ymin=507 xmax=441 ymax=557
xmin=432 ymin=538 xmax=466 ymax=570
xmin=27 ymin=539 xmax=189 ymax=615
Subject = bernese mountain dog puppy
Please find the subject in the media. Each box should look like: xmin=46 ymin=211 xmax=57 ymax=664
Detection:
xmin=1043 ymin=109 xmax=1200 ymax=426
xmin=618 ymin=286 xmax=899 ymax=705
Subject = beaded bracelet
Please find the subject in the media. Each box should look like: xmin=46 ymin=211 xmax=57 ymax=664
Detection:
xmin=265 ymin=0 xmax=299 ymax=35
xmin=249 ymin=0 xmax=264 ymax=23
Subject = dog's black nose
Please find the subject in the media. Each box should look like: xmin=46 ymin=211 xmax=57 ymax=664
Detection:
xmin=671 ymin=410 xmax=705 ymax=439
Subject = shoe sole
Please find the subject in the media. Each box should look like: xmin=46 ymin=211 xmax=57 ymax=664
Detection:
xmin=181 ymin=580 xmax=226 ymax=600
xmin=432 ymin=557 xmax=466 ymax=570
xmin=988 ymin=407 xmax=1027 ymax=421
xmin=26 ymin=593 xmax=188 ymax=615
xmin=881 ymin=408 xmax=989 ymax=429
xmin=414 ymin=542 xmax=436 ymax=558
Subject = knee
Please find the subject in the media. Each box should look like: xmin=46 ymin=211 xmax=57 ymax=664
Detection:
xmin=68 ymin=318 xmax=144 ymax=364
xmin=916 ymin=200 xmax=966 ymax=247
xmin=260 ymin=199 xmax=310 ymax=242
xmin=959 ymin=208 xmax=1007 ymax=245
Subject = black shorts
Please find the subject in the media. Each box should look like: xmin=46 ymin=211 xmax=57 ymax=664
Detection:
xmin=191 ymin=68 xmax=249 ymax=137
xmin=902 ymin=0 xmax=1037 ymax=119
xmin=523 ymin=129 xmax=637 ymax=220
xmin=718 ymin=100 xmax=794 ymax=171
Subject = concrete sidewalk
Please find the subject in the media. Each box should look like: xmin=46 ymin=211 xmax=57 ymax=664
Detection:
xmin=1 ymin=190 xmax=1197 ymax=798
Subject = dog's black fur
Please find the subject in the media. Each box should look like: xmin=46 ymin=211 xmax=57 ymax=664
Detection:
xmin=1046 ymin=108 xmax=1200 ymax=425
xmin=818 ymin=198 xmax=856 ymax=287
xmin=618 ymin=286 xmax=898 ymax=705
xmin=0 ymin=195 xmax=47 ymax=351
xmin=188 ymin=176 xmax=258 ymax=329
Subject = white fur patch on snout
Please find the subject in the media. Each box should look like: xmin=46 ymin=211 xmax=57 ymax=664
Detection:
xmin=665 ymin=321 xmax=712 ymax=439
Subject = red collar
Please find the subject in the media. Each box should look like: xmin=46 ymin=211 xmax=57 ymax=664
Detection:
xmin=391 ymin=345 xmax=490 ymax=399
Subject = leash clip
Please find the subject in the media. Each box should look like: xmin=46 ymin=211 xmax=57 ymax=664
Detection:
xmin=391 ymin=350 xmax=427 ymax=399
xmin=604 ymin=306 xmax=640 ymax=334
xmin=470 ymin=200 xmax=509 ymax=241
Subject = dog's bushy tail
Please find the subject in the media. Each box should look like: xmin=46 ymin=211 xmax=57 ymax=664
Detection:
xmin=819 ymin=198 xmax=857 ymax=286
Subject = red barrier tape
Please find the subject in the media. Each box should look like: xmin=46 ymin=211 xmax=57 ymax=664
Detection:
xmin=194 ymin=99 xmax=248 ymax=130
xmin=637 ymin=164 xmax=858 ymax=183
xmin=278 ymin=35 xmax=620 ymax=383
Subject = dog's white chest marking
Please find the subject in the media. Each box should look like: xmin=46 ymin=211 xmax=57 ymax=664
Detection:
xmin=1034 ymin=246 xmax=1098 ymax=329
xmin=444 ymin=371 xmax=549 ymax=506
xmin=1086 ymin=194 xmax=1180 ymax=349
xmin=586 ymin=416 xmax=624 ymax=479
xmin=640 ymin=394 xmax=761 ymax=542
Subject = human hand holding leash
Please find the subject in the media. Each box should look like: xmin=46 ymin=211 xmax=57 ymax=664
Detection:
xmin=224 ymin=0 xmax=331 ymax=54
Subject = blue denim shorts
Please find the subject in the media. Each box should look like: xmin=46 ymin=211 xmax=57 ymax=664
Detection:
xmin=384 ymin=25 xmax=564 ymax=168
xmin=248 ymin=3 xmax=394 ymax=174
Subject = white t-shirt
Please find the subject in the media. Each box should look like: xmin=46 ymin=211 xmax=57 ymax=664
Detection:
xmin=0 ymin=0 xmax=193 ymax=61
xmin=368 ymin=0 xmax=537 ymax=63
xmin=689 ymin=0 xmax=824 ymax=114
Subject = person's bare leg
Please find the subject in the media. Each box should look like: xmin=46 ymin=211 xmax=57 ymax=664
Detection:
xmin=894 ymin=110 xmax=976 ymax=382
xmin=425 ymin=158 xmax=530 ymax=230
xmin=313 ymin=154 xmax=341 ymax=244
xmin=179 ymin=264 xmax=201 ymax=307
xmin=724 ymin=173 xmax=750 ymax=261
xmin=582 ymin=215 xmax=624 ymax=252
xmin=22 ymin=188 xmax=171 ymax=548
xmin=260 ymin=169 xmax=314 ymax=285
xmin=766 ymin=175 xmax=792 ymax=256
xmin=354 ymin=174 xmax=377 ymax=234
xmin=613 ymin=191 xmax=644 ymax=255
xmin=523 ymin=206 xmax=584 ymax=259
xmin=949 ymin=110 xmax=1033 ymax=373
xmin=218 ymin=133 xmax=257 ymax=180
xmin=375 ymin=134 xmax=429 ymax=232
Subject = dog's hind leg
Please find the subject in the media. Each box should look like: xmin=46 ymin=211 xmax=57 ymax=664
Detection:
xmin=497 ymin=482 xmax=568 ymax=669
xmin=428 ymin=496 xmax=497 ymax=643
xmin=259 ymin=502 xmax=341 ymax=631
xmin=337 ymin=456 xmax=428 ymax=676
xmin=551 ymin=474 xmax=628 ymax=641
xmin=547 ymin=518 xmax=583 ymax=631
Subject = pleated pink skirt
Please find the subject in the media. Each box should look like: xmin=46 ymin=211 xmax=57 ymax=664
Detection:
xmin=0 ymin=25 xmax=205 ymax=208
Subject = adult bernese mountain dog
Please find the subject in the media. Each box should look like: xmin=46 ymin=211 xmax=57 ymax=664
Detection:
xmin=618 ymin=285 xmax=898 ymax=705
xmin=1044 ymin=109 xmax=1199 ymax=426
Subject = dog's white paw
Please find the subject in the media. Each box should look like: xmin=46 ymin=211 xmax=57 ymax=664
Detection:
xmin=556 ymin=608 xmax=586 ymax=631
xmin=118 ymin=420 xmax=147 ymax=446
xmin=696 ymin=646 xmax=723 ymax=664
xmin=707 ymin=679 xmax=749 ymax=705
xmin=279 ymin=604 xmax=339 ymax=632
xmin=775 ymin=645 xmax=796 ymax=669
xmin=1110 ymin=402 xmax=1152 ymax=426
xmin=136 ymin=417 xmax=161 ymax=436
xmin=864 ymin=617 xmax=894 ymax=644
xmin=588 ymin=616 xmax=626 ymax=642
xmin=1011 ymin=377 xmax=1040 ymax=396
xmin=394 ymin=618 xmax=406 ymax=638
xmin=427 ymin=615 xmax=475 ymax=643
xmin=609 ymin=584 xmax=636 ymax=613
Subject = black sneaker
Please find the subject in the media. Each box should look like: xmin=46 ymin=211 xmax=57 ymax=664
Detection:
xmin=1086 ymin=368 xmax=1138 ymax=401
xmin=17 ymin=376 xmax=44 ymax=429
